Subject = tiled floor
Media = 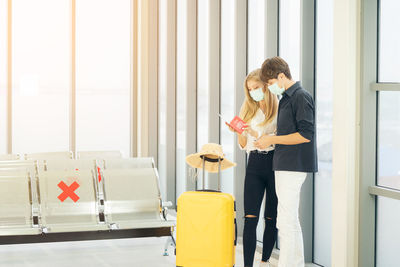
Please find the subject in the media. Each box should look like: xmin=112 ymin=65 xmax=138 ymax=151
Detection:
xmin=0 ymin=237 xmax=265 ymax=267
xmin=0 ymin=237 xmax=320 ymax=267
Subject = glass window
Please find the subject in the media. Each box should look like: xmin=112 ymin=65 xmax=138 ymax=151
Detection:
xmin=314 ymin=0 xmax=333 ymax=266
xmin=276 ymin=0 xmax=301 ymax=250
xmin=376 ymin=196 xmax=400 ymax=267
xmin=376 ymin=2 xmax=400 ymax=267
xmin=379 ymin=0 xmax=400 ymax=83
xmin=158 ymin=0 xmax=168 ymax=199
xmin=197 ymin=0 xmax=210 ymax=188
xmin=248 ymin=0 xmax=268 ymax=244
xmin=76 ymin=0 xmax=131 ymax=157
xmin=12 ymin=0 xmax=70 ymax=154
xmin=377 ymin=91 xmax=400 ymax=190
xmin=279 ymin=0 xmax=301 ymax=81
xmin=247 ymin=0 xmax=266 ymax=72
xmin=0 ymin=0 xmax=7 ymax=154
xmin=176 ymin=0 xmax=188 ymax=200
xmin=220 ymin=0 xmax=235 ymax=196
xmin=377 ymin=0 xmax=400 ymax=190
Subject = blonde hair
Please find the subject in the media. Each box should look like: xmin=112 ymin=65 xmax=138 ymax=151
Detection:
xmin=239 ymin=69 xmax=278 ymax=126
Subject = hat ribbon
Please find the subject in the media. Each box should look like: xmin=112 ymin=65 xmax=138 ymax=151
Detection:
xmin=200 ymin=155 xmax=225 ymax=163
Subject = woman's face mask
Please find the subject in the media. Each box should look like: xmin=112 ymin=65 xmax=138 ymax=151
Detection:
xmin=249 ymin=88 xmax=265 ymax=102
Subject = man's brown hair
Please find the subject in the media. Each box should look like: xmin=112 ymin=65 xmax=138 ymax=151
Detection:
xmin=260 ymin=56 xmax=292 ymax=83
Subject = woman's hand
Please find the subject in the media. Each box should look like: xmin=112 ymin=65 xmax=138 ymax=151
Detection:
xmin=254 ymin=135 xmax=275 ymax=149
xmin=225 ymin=122 xmax=260 ymax=139
xmin=225 ymin=122 xmax=249 ymax=136
xmin=245 ymin=127 xmax=259 ymax=139
xmin=225 ymin=122 xmax=237 ymax=133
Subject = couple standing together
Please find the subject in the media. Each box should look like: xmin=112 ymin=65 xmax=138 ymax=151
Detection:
xmin=227 ymin=57 xmax=318 ymax=267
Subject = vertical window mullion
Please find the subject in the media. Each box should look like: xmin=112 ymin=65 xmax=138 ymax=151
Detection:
xmin=158 ymin=0 xmax=176 ymax=203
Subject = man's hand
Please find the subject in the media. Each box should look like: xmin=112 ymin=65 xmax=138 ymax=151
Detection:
xmin=254 ymin=135 xmax=274 ymax=149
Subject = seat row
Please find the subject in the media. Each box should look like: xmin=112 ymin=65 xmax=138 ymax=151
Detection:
xmin=0 ymin=157 xmax=174 ymax=237
xmin=0 ymin=150 xmax=123 ymax=161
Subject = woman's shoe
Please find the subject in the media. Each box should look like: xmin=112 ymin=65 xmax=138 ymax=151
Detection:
xmin=259 ymin=261 xmax=271 ymax=267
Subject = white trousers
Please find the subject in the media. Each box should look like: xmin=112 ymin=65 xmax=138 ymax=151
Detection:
xmin=275 ymin=171 xmax=307 ymax=267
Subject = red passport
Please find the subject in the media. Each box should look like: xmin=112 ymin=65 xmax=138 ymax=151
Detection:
xmin=223 ymin=115 xmax=246 ymax=134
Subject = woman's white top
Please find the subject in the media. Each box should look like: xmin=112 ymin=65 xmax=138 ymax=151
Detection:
xmin=239 ymin=108 xmax=277 ymax=153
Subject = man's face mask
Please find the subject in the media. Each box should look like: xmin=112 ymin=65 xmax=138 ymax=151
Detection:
xmin=268 ymin=80 xmax=285 ymax=96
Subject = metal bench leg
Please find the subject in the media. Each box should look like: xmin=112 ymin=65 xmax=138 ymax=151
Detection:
xmin=163 ymin=234 xmax=176 ymax=256
xmin=163 ymin=236 xmax=172 ymax=256
xmin=170 ymin=233 xmax=176 ymax=247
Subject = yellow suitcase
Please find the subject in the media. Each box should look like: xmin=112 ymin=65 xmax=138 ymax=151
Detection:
xmin=176 ymin=157 xmax=237 ymax=267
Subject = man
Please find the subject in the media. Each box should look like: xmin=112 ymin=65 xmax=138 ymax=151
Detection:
xmin=254 ymin=57 xmax=318 ymax=267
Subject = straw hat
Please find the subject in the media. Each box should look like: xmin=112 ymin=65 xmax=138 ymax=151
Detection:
xmin=185 ymin=143 xmax=236 ymax=173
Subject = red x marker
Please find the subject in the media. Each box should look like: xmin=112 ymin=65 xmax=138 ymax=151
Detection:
xmin=97 ymin=166 xmax=102 ymax=182
xmin=58 ymin=181 xmax=80 ymax=202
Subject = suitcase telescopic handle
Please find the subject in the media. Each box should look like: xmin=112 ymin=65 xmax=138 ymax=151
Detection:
xmin=200 ymin=155 xmax=223 ymax=191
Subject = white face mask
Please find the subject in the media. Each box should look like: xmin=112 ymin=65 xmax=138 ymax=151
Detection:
xmin=249 ymin=88 xmax=264 ymax=102
xmin=268 ymin=82 xmax=285 ymax=96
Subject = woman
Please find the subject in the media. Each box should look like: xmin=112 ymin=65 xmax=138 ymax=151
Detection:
xmin=226 ymin=69 xmax=278 ymax=267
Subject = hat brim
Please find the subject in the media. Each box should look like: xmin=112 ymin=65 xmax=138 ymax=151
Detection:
xmin=185 ymin=153 xmax=236 ymax=173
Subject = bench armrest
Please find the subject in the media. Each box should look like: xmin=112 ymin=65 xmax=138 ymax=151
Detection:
xmin=161 ymin=201 xmax=174 ymax=220
xmin=162 ymin=201 xmax=173 ymax=208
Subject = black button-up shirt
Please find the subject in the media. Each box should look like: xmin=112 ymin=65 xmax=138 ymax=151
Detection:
xmin=273 ymin=81 xmax=318 ymax=173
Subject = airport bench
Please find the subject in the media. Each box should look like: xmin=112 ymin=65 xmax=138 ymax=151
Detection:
xmin=77 ymin=151 xmax=122 ymax=160
xmin=0 ymin=154 xmax=20 ymax=160
xmin=37 ymin=169 xmax=108 ymax=233
xmin=101 ymin=168 xmax=174 ymax=230
xmin=25 ymin=151 xmax=73 ymax=160
xmin=0 ymin=156 xmax=175 ymax=251
xmin=0 ymin=171 xmax=41 ymax=236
